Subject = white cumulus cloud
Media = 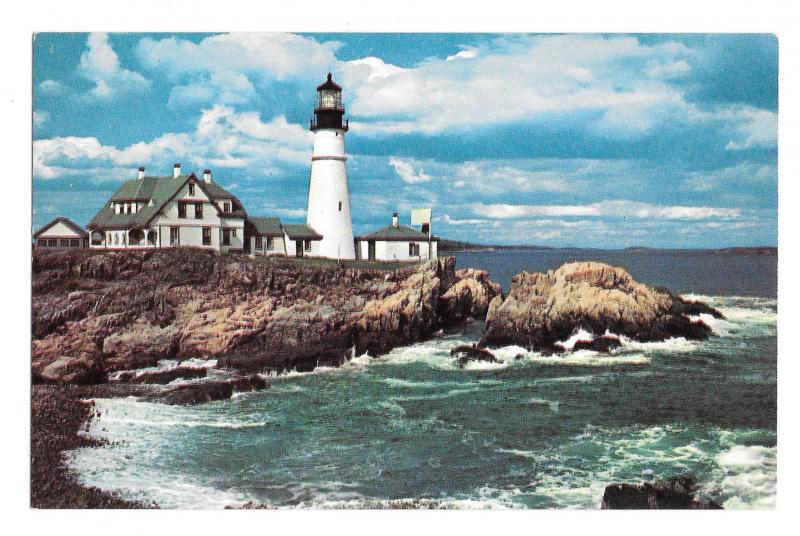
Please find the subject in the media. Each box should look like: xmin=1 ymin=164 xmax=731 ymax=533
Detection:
xmin=78 ymin=33 xmax=150 ymax=100
xmin=33 ymin=105 xmax=312 ymax=181
xmin=389 ymin=157 xmax=431 ymax=184
xmin=471 ymin=200 xmax=741 ymax=221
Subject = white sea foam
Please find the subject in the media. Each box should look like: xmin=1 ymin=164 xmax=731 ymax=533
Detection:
xmin=617 ymin=335 xmax=698 ymax=353
xmin=526 ymin=398 xmax=560 ymax=413
xmin=714 ymin=445 xmax=777 ymax=509
xmin=528 ymin=350 xmax=651 ymax=367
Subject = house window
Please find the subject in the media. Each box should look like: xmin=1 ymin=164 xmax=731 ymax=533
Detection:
xmin=70 ymin=238 xmax=79 ymax=247
xmin=170 ymin=227 xmax=180 ymax=246
xmin=223 ymin=202 xmax=231 ymax=213
xmin=178 ymin=202 xmax=187 ymax=219
xmin=195 ymin=203 xmax=203 ymax=219
xmin=305 ymin=240 xmax=311 ymax=252
xmin=202 ymin=227 xmax=211 ymax=246
xmin=255 ymin=236 xmax=263 ymax=250
xmin=222 ymin=229 xmax=231 ymax=246
xmin=338 ymin=201 xmax=342 ymax=212
xmin=113 ymin=233 xmax=118 ymax=245
xmin=409 ymin=242 xmax=420 ymax=256
xmin=124 ymin=203 xmax=130 ymax=214
xmin=266 ymin=237 xmax=274 ymax=250
xmin=188 ymin=183 xmax=195 ymax=196
xmin=231 ymin=229 xmax=237 ymax=237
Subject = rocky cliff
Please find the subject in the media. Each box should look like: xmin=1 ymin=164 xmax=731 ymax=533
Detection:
xmin=483 ymin=261 xmax=722 ymax=350
xmin=32 ymin=249 xmax=501 ymax=384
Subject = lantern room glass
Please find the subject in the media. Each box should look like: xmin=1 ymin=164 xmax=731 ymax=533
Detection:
xmin=317 ymin=89 xmax=343 ymax=111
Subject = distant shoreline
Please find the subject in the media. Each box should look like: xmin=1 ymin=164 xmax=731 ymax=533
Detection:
xmin=438 ymin=242 xmax=777 ymax=255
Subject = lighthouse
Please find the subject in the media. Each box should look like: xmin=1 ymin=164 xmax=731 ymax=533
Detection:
xmin=306 ymin=73 xmax=356 ymax=260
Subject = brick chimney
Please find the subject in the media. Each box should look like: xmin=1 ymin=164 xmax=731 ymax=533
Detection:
xmin=173 ymin=163 xmax=181 ymax=178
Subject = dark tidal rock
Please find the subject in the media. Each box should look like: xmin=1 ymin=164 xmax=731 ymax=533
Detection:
xmin=572 ymin=335 xmax=621 ymax=353
xmin=139 ymin=375 xmax=267 ymax=405
xmin=601 ymin=475 xmax=723 ymax=510
xmin=450 ymin=344 xmax=498 ymax=367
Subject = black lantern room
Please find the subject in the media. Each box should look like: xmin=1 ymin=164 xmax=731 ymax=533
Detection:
xmin=310 ymin=73 xmax=348 ymax=132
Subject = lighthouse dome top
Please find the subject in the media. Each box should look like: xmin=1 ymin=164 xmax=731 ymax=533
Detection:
xmin=316 ymin=72 xmax=342 ymax=92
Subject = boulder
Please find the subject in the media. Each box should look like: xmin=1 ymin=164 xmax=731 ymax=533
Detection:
xmin=483 ymin=261 xmax=723 ymax=350
xmin=450 ymin=344 xmax=498 ymax=367
xmin=601 ymin=475 xmax=722 ymax=509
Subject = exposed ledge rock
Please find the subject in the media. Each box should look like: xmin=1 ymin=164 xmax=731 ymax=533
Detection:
xmin=138 ymin=375 xmax=267 ymax=405
xmin=483 ymin=261 xmax=723 ymax=350
xmin=32 ymin=249 xmax=501 ymax=384
xmin=601 ymin=475 xmax=723 ymax=509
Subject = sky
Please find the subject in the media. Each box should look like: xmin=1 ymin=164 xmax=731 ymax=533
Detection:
xmin=32 ymin=32 xmax=778 ymax=248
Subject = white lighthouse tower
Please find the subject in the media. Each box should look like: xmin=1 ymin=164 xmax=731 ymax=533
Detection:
xmin=306 ymin=73 xmax=356 ymax=260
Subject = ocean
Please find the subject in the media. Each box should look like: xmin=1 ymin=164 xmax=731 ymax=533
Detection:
xmin=66 ymin=249 xmax=778 ymax=509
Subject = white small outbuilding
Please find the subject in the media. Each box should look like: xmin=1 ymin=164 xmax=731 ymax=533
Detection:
xmin=355 ymin=212 xmax=438 ymax=262
xmin=33 ymin=217 xmax=89 ymax=249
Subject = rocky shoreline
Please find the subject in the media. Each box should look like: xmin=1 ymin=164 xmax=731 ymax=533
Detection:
xmin=32 ymin=249 xmax=501 ymax=383
xmin=31 ymin=250 xmax=726 ymax=509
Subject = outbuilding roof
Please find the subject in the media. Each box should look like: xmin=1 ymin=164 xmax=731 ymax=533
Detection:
xmin=247 ymin=217 xmax=284 ymax=237
xmin=88 ymin=174 xmax=246 ymax=230
xmin=33 ymin=217 xmax=89 ymax=238
xmin=283 ymin=224 xmax=323 ymax=240
xmin=357 ymin=224 xmax=437 ymax=242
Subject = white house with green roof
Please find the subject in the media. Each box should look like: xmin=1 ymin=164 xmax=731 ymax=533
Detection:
xmin=88 ymin=164 xmax=247 ymax=253
xmin=355 ymin=212 xmax=438 ymax=261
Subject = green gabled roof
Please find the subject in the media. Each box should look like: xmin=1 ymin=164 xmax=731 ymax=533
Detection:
xmin=89 ymin=173 xmax=245 ymax=230
xmin=247 ymin=217 xmax=283 ymax=236
xmin=358 ymin=224 xmax=435 ymax=242
xmin=202 ymin=181 xmax=235 ymax=199
xmin=283 ymin=223 xmax=323 ymax=240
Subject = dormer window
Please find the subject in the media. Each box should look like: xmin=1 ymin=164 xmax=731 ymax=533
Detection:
xmin=223 ymin=202 xmax=231 ymax=213
xmin=189 ymin=183 xmax=195 ymax=196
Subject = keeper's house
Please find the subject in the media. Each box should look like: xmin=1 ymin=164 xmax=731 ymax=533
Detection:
xmin=33 ymin=217 xmax=89 ymax=249
xmin=355 ymin=212 xmax=438 ymax=261
xmin=87 ymin=164 xmax=247 ymax=253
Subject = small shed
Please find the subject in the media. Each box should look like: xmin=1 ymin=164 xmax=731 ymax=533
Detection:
xmin=246 ymin=217 xmax=287 ymax=256
xmin=355 ymin=213 xmax=438 ymax=261
xmin=33 ymin=217 xmax=89 ymax=249
xmin=282 ymin=224 xmax=324 ymax=258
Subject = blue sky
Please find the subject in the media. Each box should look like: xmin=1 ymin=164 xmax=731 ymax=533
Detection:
xmin=32 ymin=32 xmax=778 ymax=248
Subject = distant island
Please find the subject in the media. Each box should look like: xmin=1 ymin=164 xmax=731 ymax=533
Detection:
xmin=439 ymin=240 xmax=776 ymax=255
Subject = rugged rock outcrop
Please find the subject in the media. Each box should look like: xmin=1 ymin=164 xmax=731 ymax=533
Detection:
xmin=601 ymin=475 xmax=722 ymax=509
xmin=483 ymin=261 xmax=722 ymax=350
xmin=32 ymin=249 xmax=501 ymax=383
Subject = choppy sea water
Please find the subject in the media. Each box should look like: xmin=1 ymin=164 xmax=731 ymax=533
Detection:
xmin=67 ymin=250 xmax=777 ymax=509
